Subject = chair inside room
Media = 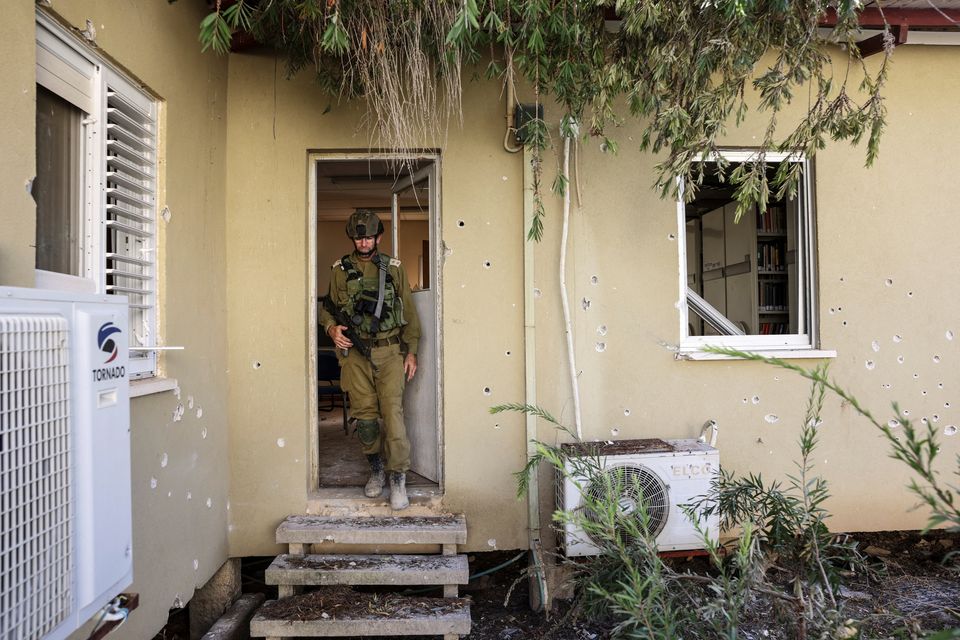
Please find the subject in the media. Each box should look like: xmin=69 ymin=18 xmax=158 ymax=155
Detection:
xmin=317 ymin=336 xmax=349 ymax=433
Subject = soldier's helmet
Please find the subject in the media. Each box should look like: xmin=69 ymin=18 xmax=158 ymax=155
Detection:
xmin=345 ymin=209 xmax=384 ymax=239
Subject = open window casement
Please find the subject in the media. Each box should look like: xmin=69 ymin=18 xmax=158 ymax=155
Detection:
xmin=36 ymin=12 xmax=159 ymax=377
xmin=676 ymin=151 xmax=821 ymax=357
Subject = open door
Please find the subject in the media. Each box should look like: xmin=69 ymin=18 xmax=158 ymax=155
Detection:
xmin=394 ymin=165 xmax=440 ymax=483
xmin=310 ymin=153 xmax=442 ymax=492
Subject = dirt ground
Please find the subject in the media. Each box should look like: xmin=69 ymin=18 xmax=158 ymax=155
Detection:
xmin=154 ymin=529 xmax=959 ymax=640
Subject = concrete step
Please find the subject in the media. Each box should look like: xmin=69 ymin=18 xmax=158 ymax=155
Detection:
xmin=276 ymin=514 xmax=467 ymax=546
xmin=265 ymin=553 xmax=469 ymax=587
xmin=250 ymin=588 xmax=470 ymax=638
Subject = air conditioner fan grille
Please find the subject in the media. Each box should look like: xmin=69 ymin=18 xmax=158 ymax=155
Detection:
xmin=583 ymin=464 xmax=669 ymax=543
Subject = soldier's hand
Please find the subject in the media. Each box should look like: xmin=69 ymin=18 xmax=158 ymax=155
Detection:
xmin=327 ymin=325 xmax=353 ymax=350
xmin=404 ymin=353 xmax=417 ymax=381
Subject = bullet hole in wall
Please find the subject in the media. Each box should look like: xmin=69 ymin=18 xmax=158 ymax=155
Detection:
xmin=865 ymin=360 xmax=875 ymax=370
xmin=933 ymin=355 xmax=941 ymax=364
xmin=752 ymin=395 xmax=760 ymax=404
xmin=897 ymin=355 xmax=905 ymax=364
xmin=624 ymin=409 xmax=631 ymax=416
xmin=253 ymin=361 xmax=262 ymax=369
xmin=944 ymin=425 xmax=957 ymax=436
xmin=889 ymin=419 xmax=901 ymax=429
xmin=596 ymin=342 xmax=606 ymax=352
xmin=581 ymin=298 xmax=591 ymax=310
xmin=765 ymin=414 xmax=779 ymax=423
xmin=590 ymin=275 xmax=599 ymax=285
xmin=483 ymin=260 xmax=492 ymax=269
xmin=894 ymin=334 xmax=903 ymax=343
xmin=597 ymin=325 xmax=608 ymax=336
xmin=947 ymin=330 xmax=955 ymax=341
xmin=457 ymin=220 xmax=465 ymax=228
xmin=505 ymin=350 xmax=511 ymax=356
xmin=483 ymin=386 xmax=492 ymax=396
xmin=885 ymin=278 xmax=894 ymax=287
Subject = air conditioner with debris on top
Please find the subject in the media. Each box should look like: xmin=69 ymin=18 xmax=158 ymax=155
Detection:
xmin=0 ymin=286 xmax=132 ymax=640
xmin=558 ymin=438 xmax=719 ymax=557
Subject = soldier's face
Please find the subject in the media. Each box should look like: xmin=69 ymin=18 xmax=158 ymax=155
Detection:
xmin=354 ymin=233 xmax=381 ymax=259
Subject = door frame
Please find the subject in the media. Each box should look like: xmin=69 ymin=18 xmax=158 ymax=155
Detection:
xmin=306 ymin=150 xmax=444 ymax=495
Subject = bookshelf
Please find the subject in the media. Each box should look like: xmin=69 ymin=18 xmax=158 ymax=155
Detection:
xmin=756 ymin=204 xmax=789 ymax=335
xmin=686 ymin=199 xmax=797 ymax=337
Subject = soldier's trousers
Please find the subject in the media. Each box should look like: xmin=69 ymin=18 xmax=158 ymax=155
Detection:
xmin=339 ymin=343 xmax=410 ymax=473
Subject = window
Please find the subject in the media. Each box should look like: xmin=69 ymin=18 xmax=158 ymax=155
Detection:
xmin=36 ymin=13 xmax=159 ymax=377
xmin=677 ymin=151 xmax=820 ymax=356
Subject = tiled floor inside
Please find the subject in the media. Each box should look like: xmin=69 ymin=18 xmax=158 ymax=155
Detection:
xmin=317 ymin=408 xmax=435 ymax=488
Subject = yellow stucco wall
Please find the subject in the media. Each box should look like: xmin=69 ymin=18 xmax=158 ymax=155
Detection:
xmin=4 ymin=8 xmax=959 ymax=635
xmin=0 ymin=3 xmax=231 ymax=638
xmin=529 ymin=45 xmax=960 ymax=535
xmin=225 ymin=43 xmax=960 ymax=557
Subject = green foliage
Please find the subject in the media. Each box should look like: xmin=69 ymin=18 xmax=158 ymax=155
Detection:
xmin=196 ymin=0 xmax=894 ymax=239
xmin=498 ymin=386 xmax=859 ymax=639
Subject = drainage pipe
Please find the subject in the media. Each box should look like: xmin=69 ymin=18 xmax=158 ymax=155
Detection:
xmin=523 ymin=145 xmax=548 ymax=611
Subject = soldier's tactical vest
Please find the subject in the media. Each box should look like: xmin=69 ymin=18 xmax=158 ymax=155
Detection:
xmin=337 ymin=253 xmax=406 ymax=335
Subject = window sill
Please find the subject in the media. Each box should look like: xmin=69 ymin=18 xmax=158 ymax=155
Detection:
xmin=130 ymin=377 xmax=179 ymax=398
xmin=675 ymin=349 xmax=837 ymax=361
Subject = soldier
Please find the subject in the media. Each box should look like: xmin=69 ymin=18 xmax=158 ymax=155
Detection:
xmin=320 ymin=209 xmax=421 ymax=510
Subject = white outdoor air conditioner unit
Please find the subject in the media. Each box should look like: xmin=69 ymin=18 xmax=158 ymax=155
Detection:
xmin=0 ymin=287 xmax=133 ymax=640
xmin=558 ymin=438 xmax=719 ymax=557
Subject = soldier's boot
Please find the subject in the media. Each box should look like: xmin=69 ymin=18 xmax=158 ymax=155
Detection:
xmin=364 ymin=454 xmax=385 ymax=498
xmin=389 ymin=471 xmax=409 ymax=510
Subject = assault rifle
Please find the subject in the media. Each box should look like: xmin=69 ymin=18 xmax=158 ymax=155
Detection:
xmin=321 ymin=295 xmax=371 ymax=359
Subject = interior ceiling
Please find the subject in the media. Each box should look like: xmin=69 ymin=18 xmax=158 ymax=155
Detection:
xmin=316 ymin=159 xmax=430 ymax=222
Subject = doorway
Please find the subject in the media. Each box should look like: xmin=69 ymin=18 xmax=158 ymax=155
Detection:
xmin=307 ymin=153 xmax=442 ymax=495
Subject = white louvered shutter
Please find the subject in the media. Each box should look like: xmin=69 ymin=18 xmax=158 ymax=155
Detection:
xmin=102 ymin=71 xmax=157 ymax=377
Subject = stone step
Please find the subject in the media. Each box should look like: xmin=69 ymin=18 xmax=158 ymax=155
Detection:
xmin=276 ymin=514 xmax=467 ymax=546
xmin=250 ymin=589 xmax=470 ymax=638
xmin=265 ymin=553 xmax=469 ymax=587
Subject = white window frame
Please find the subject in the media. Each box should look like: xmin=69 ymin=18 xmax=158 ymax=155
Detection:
xmin=676 ymin=150 xmax=829 ymax=358
xmin=36 ymin=12 xmax=159 ymax=378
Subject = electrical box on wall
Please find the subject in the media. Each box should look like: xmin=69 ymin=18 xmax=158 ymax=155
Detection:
xmin=0 ymin=287 xmax=133 ymax=640
xmin=513 ymin=103 xmax=545 ymax=144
